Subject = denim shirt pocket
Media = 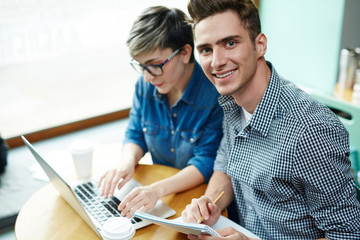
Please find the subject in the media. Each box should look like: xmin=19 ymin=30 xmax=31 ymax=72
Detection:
xmin=142 ymin=122 xmax=159 ymax=152
xmin=179 ymin=130 xmax=203 ymax=162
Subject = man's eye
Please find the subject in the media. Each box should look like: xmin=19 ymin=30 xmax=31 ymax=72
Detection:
xmin=200 ymin=48 xmax=211 ymax=54
xmin=226 ymin=41 xmax=236 ymax=47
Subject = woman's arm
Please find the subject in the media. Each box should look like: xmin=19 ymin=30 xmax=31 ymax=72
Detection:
xmin=151 ymin=165 xmax=204 ymax=197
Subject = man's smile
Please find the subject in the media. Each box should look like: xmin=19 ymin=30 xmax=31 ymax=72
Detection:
xmin=213 ymin=69 xmax=236 ymax=78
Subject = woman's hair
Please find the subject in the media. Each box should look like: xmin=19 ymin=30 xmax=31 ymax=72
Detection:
xmin=127 ymin=6 xmax=195 ymax=62
xmin=187 ymin=0 xmax=261 ymax=44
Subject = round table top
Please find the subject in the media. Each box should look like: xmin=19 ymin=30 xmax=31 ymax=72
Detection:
xmin=15 ymin=163 xmax=218 ymax=240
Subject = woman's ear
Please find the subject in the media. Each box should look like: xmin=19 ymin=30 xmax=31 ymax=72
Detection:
xmin=255 ymin=33 xmax=267 ymax=58
xmin=180 ymin=44 xmax=193 ymax=64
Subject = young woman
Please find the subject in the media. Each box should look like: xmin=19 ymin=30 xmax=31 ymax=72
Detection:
xmin=98 ymin=6 xmax=223 ymax=218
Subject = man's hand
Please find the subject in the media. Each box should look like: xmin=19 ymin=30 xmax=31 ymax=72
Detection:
xmin=182 ymin=195 xmax=221 ymax=226
xmin=187 ymin=227 xmax=252 ymax=240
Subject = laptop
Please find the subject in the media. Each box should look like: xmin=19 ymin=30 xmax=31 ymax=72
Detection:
xmin=21 ymin=136 xmax=176 ymax=238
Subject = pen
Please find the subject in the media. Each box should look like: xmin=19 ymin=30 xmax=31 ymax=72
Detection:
xmin=197 ymin=191 xmax=225 ymax=224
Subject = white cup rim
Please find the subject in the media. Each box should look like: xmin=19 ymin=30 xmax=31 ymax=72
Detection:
xmin=69 ymin=140 xmax=94 ymax=154
xmin=101 ymin=217 xmax=135 ymax=240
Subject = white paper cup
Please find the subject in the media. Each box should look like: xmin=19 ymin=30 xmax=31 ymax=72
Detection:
xmin=69 ymin=140 xmax=94 ymax=179
xmin=101 ymin=217 xmax=135 ymax=240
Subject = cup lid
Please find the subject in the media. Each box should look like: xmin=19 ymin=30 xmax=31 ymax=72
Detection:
xmin=101 ymin=217 xmax=135 ymax=240
xmin=69 ymin=140 xmax=94 ymax=154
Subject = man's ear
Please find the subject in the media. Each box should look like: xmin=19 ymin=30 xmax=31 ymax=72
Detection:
xmin=180 ymin=44 xmax=193 ymax=64
xmin=255 ymin=33 xmax=267 ymax=58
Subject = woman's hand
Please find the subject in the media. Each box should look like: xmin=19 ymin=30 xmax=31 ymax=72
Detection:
xmin=118 ymin=184 xmax=162 ymax=218
xmin=97 ymin=164 xmax=135 ymax=198
xmin=98 ymin=142 xmax=144 ymax=198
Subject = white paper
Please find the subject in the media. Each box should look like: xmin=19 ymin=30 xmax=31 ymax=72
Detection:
xmin=212 ymin=216 xmax=260 ymax=239
xmin=172 ymin=215 xmax=259 ymax=239
xmin=135 ymin=211 xmax=259 ymax=239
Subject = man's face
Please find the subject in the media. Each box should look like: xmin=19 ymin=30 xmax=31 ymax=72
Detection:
xmin=194 ymin=10 xmax=260 ymax=97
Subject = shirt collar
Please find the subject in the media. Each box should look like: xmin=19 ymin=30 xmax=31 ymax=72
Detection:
xmin=250 ymin=61 xmax=280 ymax=137
xmin=219 ymin=61 xmax=281 ymax=137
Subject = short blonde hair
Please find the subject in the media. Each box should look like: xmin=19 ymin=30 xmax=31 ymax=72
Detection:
xmin=126 ymin=6 xmax=195 ymax=62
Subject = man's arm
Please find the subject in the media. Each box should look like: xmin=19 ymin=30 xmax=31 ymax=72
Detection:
xmin=204 ymin=171 xmax=234 ymax=212
xmin=182 ymin=171 xmax=234 ymax=226
xmin=295 ymin=123 xmax=360 ymax=238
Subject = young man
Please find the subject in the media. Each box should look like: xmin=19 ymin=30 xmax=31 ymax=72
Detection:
xmin=182 ymin=0 xmax=360 ymax=239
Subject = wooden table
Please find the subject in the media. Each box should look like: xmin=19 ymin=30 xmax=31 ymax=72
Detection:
xmin=15 ymin=144 xmax=225 ymax=240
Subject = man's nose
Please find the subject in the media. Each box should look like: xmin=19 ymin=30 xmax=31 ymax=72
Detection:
xmin=211 ymin=49 xmax=227 ymax=69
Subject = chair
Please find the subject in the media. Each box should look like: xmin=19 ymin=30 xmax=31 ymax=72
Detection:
xmin=356 ymin=185 xmax=360 ymax=202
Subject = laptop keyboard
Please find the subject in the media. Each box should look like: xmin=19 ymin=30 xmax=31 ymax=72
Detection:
xmin=73 ymin=181 xmax=142 ymax=225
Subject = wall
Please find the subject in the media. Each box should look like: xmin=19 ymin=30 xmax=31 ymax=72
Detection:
xmin=340 ymin=0 xmax=360 ymax=49
xmin=259 ymin=0 xmax=345 ymax=94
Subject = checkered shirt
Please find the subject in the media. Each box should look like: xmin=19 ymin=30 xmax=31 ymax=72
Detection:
xmin=214 ymin=62 xmax=360 ymax=239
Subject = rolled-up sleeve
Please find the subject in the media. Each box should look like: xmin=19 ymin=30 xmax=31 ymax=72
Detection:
xmin=123 ymin=79 xmax=148 ymax=153
xmin=294 ymin=123 xmax=360 ymax=239
xmin=188 ymin=104 xmax=223 ymax=182
xmin=214 ymin=119 xmax=228 ymax=174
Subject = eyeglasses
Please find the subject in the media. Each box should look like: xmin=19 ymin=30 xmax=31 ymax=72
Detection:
xmin=130 ymin=48 xmax=181 ymax=76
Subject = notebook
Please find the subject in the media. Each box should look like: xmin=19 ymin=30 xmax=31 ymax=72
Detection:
xmin=21 ymin=136 xmax=176 ymax=238
xmin=134 ymin=211 xmax=220 ymax=236
xmin=134 ymin=211 xmax=260 ymax=239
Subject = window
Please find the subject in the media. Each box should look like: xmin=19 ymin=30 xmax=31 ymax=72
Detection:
xmin=0 ymin=0 xmax=189 ymax=140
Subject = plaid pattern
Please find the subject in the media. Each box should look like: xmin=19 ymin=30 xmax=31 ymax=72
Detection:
xmin=214 ymin=62 xmax=360 ymax=239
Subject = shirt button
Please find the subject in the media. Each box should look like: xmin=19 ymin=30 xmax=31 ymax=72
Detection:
xmin=170 ymin=148 xmax=175 ymax=152
xmin=190 ymin=138 xmax=194 ymax=143
xmin=247 ymin=205 xmax=253 ymax=210
xmin=143 ymin=127 xmax=147 ymax=132
xmin=157 ymin=94 xmax=162 ymax=98
xmin=171 ymin=130 xmax=175 ymax=135
xmin=173 ymin=113 xmax=177 ymax=117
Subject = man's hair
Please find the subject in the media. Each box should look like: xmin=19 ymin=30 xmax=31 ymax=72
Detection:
xmin=187 ymin=0 xmax=261 ymax=44
xmin=127 ymin=6 xmax=195 ymax=62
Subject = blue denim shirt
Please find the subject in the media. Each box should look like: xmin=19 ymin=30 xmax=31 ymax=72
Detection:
xmin=124 ymin=61 xmax=223 ymax=181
